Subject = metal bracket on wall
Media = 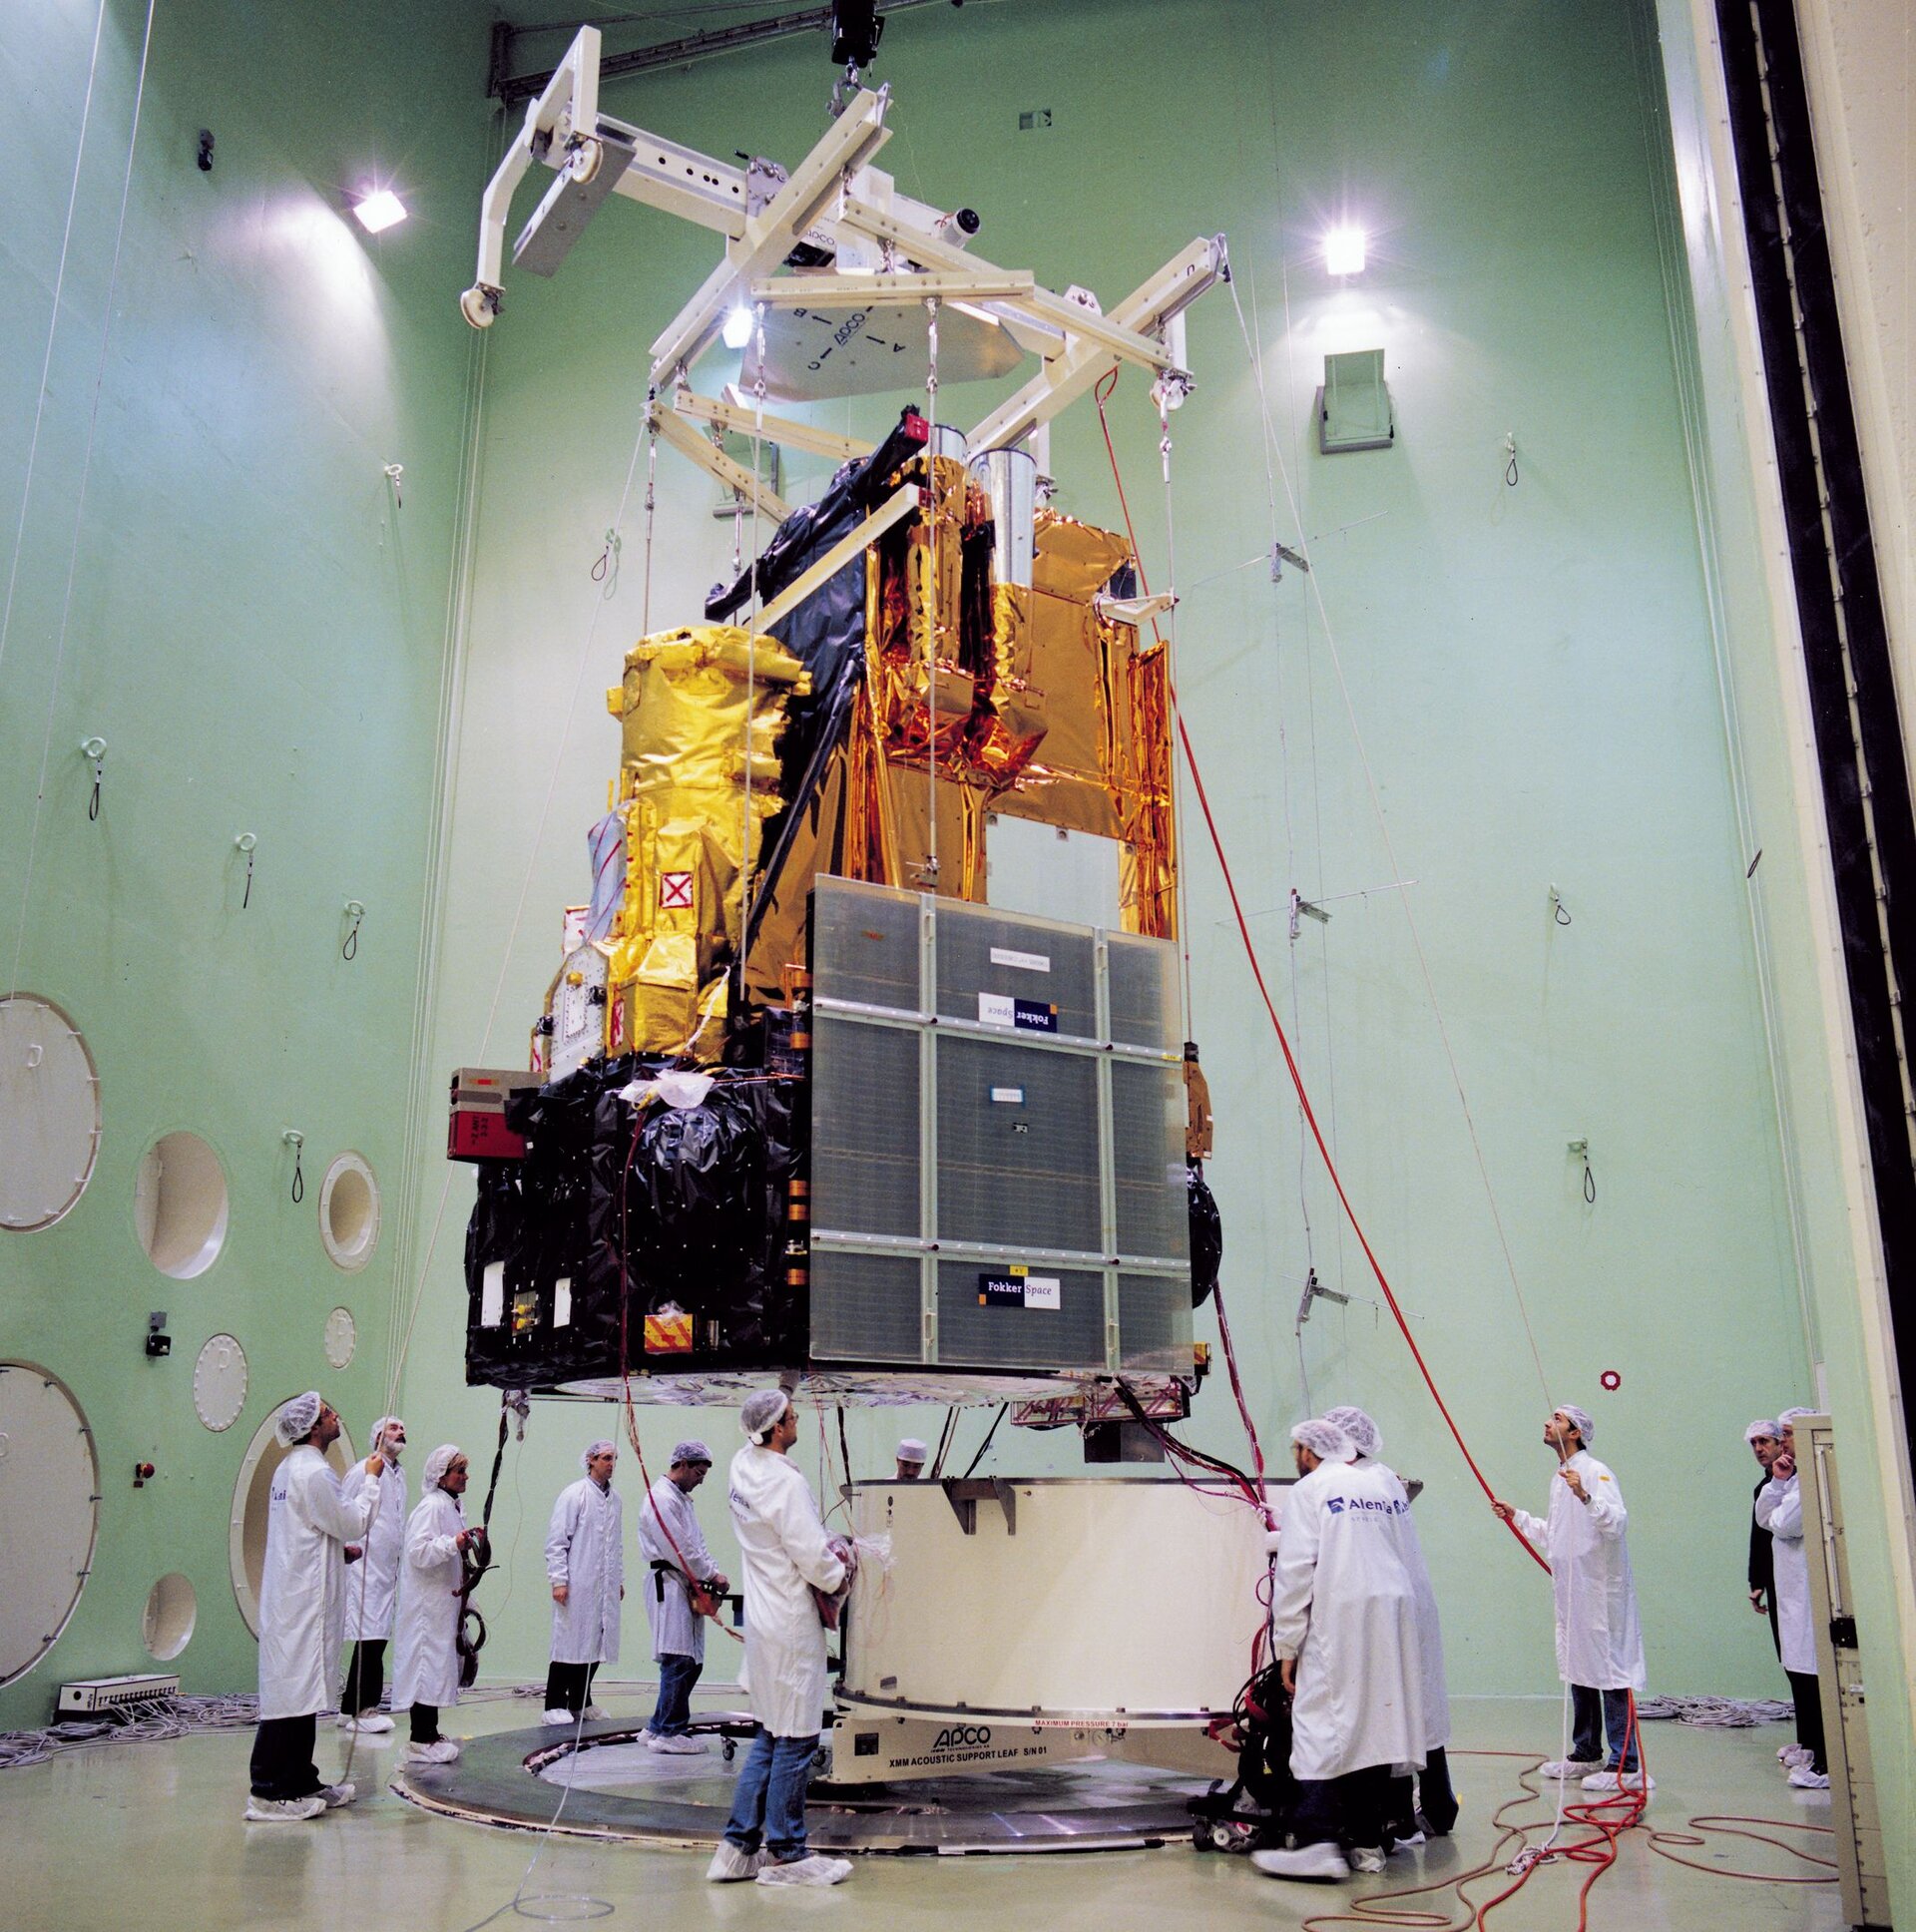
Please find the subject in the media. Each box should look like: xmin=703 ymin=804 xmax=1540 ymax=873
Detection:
xmin=941 ymin=1476 xmax=1017 ymax=1536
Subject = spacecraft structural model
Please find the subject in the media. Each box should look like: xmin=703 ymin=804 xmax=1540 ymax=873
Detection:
xmin=448 ymin=23 xmax=1260 ymax=1780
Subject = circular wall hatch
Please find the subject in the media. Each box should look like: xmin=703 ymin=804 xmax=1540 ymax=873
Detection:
xmin=0 ymin=996 xmax=102 ymax=1233
xmin=193 ymin=1334 xmax=248 ymax=1431
xmin=0 ymin=1363 xmax=101 ymax=1685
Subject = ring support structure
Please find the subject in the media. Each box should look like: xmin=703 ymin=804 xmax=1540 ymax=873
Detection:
xmin=389 ymin=1718 xmax=1209 ymax=1854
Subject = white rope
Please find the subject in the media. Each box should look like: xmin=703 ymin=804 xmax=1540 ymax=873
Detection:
xmin=1225 ymin=269 xmax=1554 ymax=1408
xmin=0 ymin=0 xmax=110 ymax=691
xmin=5 ymin=0 xmax=159 ymax=1001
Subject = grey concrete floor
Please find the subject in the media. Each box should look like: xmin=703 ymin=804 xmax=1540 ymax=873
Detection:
xmin=0 ymin=1691 xmax=1846 ymax=1932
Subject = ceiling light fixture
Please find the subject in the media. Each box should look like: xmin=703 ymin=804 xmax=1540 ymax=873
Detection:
xmin=1323 ymin=227 xmax=1366 ymax=277
xmin=722 ymin=304 xmax=755 ymax=350
xmin=353 ymin=188 xmax=407 ymax=235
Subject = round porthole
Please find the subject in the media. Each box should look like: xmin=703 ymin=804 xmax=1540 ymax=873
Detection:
xmin=0 ymin=1363 xmax=101 ymax=1685
xmin=229 ymin=1407 xmax=354 ymax=1638
xmin=193 ymin=1334 xmax=247 ymax=1431
xmin=135 ymin=1131 xmax=229 ymax=1279
xmin=317 ymin=1153 xmax=379 ymax=1272
xmin=323 ymin=1307 xmax=356 ymax=1370
xmin=0 ymin=995 xmax=102 ymax=1233
xmin=142 ymin=1573 xmax=197 ymax=1661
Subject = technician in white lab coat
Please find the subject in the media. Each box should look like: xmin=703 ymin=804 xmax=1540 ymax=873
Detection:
xmin=708 ymin=1390 xmax=853 ymax=1889
xmin=1756 ymin=1408 xmax=1829 ymax=1788
xmin=1250 ymin=1419 xmax=1427 ymax=1885
xmin=543 ymin=1439 xmax=625 ymax=1724
xmin=245 ymin=1393 xmax=385 ymax=1822
xmin=338 ymin=1415 xmax=407 ymax=1734
xmin=1325 ymin=1405 xmax=1456 ymax=1841
xmin=391 ymin=1443 xmax=476 ymax=1764
xmin=1493 ymin=1403 xmax=1647 ymax=1792
xmin=638 ymin=1438 xmax=728 ymax=1752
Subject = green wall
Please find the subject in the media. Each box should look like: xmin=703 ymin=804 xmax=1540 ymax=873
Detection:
xmin=403 ymin=0 xmax=1818 ymax=1717
xmin=0 ymin=0 xmax=492 ymax=1728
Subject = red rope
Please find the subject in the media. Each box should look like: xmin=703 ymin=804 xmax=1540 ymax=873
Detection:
xmin=1089 ymin=372 xmax=1547 ymax=1574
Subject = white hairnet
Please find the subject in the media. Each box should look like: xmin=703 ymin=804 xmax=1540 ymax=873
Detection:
xmin=371 ymin=1415 xmax=405 ymax=1459
xmin=896 ymin=1437 xmax=928 ymax=1461
xmin=671 ymin=1439 xmax=713 ymax=1466
xmin=1778 ymin=1406 xmax=1814 ymax=1426
xmin=275 ymin=1391 xmax=323 ymax=1446
xmin=581 ymin=1439 xmax=617 ymax=1469
xmin=1324 ymin=1406 xmax=1381 ymax=1457
xmin=1291 ymin=1418 xmax=1354 ymax=1462
xmin=1745 ymin=1418 xmax=1782 ymax=1443
xmin=740 ymin=1388 xmax=790 ymax=1443
xmin=1556 ymin=1403 xmax=1596 ymax=1446
xmin=423 ymin=1443 xmax=464 ymax=1489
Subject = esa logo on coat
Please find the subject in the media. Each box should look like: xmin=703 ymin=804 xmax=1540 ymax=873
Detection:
xmin=932 ymin=1724 xmax=993 ymax=1751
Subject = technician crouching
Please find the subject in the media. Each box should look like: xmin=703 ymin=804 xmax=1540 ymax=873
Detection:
xmin=709 ymin=1388 xmax=854 ymax=1888
xmin=1251 ymin=1418 xmax=1427 ymax=1882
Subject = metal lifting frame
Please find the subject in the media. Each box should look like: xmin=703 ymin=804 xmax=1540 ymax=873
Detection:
xmin=465 ymin=26 xmax=1229 ymax=456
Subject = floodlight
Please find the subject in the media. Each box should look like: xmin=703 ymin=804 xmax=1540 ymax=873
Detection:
xmin=722 ymin=305 xmax=754 ymax=350
xmin=1323 ymin=227 xmax=1366 ymax=276
xmin=353 ymin=189 xmax=407 ymax=235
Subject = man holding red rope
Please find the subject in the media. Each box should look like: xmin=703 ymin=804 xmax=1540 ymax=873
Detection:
xmin=1493 ymin=1405 xmax=1649 ymax=1792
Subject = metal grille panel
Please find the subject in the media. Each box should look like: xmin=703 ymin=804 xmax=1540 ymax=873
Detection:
xmin=812 ymin=877 xmax=921 ymax=1012
xmin=1111 ymin=1059 xmax=1190 ymax=1261
xmin=810 ymin=1248 xmax=924 ymax=1363
xmin=1107 ymin=931 xmax=1182 ymax=1053
xmin=811 ymin=1014 xmax=919 ymax=1238
xmin=1117 ymin=1273 xmax=1190 ymax=1372
xmin=934 ymin=900 xmax=1099 ymax=1038
xmin=935 ymin=1035 xmax=1101 ymax=1252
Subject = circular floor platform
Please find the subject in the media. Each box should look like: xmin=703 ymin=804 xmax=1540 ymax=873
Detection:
xmin=390 ymin=1714 xmax=1210 ymax=1854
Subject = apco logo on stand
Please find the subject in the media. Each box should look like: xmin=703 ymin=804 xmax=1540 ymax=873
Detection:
xmin=931 ymin=1724 xmax=993 ymax=1751
xmin=977 ymin=992 xmax=1059 ymax=1034
xmin=978 ymin=1265 xmax=1062 ymax=1311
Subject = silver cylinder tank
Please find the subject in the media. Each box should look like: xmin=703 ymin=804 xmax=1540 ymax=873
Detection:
xmin=968 ymin=445 xmax=1037 ymax=589
xmin=926 ymin=423 xmax=969 ymax=465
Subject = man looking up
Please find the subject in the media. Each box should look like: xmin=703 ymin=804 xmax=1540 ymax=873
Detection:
xmin=1492 ymin=1404 xmax=1647 ymax=1792
xmin=709 ymin=1390 xmax=853 ymax=1888
xmin=543 ymin=1440 xmax=625 ymax=1725
xmin=246 ymin=1395 xmax=385 ymax=1822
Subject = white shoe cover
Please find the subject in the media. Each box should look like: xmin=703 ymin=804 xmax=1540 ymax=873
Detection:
xmin=647 ymin=1732 xmax=708 ymax=1754
xmin=1581 ymin=1770 xmax=1655 ymax=1793
xmin=318 ymin=1782 xmax=356 ymax=1808
xmin=541 ymin=1708 xmax=576 ymax=1727
xmin=756 ymin=1854 xmax=852 ymax=1887
xmin=582 ymin=1704 xmax=609 ymax=1720
xmin=1349 ymin=1846 xmax=1386 ymax=1874
xmin=1787 ymin=1767 xmax=1830 ymax=1790
xmin=243 ymin=1795 xmax=326 ymax=1822
xmin=1540 ymin=1758 xmax=1604 ymax=1779
xmin=706 ymin=1842 xmax=766 ymax=1882
xmin=407 ymin=1739 xmax=460 ymax=1764
xmin=1250 ymin=1842 xmax=1352 ymax=1881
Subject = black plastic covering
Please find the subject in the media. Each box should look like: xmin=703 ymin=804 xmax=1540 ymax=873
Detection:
xmin=1188 ymin=1162 xmax=1221 ymax=1308
xmin=464 ymin=1055 xmax=801 ymax=1390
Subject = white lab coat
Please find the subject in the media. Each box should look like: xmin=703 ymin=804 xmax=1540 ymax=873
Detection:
xmin=257 ymin=1446 xmax=381 ymax=1720
xmin=546 ymin=1477 xmax=625 ymax=1666
xmin=391 ymin=1487 xmax=467 ymax=1710
xmin=1512 ymin=1450 xmax=1646 ymax=1691
xmin=342 ymin=1460 xmax=407 ymax=1642
xmin=637 ymin=1474 xmax=719 ymax=1664
xmin=1270 ymin=1456 xmax=1427 ymax=1782
xmin=1358 ymin=1456 xmax=1450 ymax=1752
xmin=1755 ymin=1473 xmax=1815 ymax=1676
xmin=727 ymin=1443 xmax=846 ymax=1739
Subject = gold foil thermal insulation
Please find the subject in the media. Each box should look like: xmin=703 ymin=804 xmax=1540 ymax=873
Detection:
xmin=983 ymin=511 xmax=1178 ymax=939
xmin=602 ymin=625 xmax=808 ymax=1058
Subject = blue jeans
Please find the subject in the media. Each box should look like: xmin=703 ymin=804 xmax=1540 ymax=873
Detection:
xmin=722 ymin=1726 xmax=818 ymax=1861
xmin=1571 ymin=1686 xmax=1639 ymax=1771
xmin=648 ymin=1653 xmax=703 ymax=1736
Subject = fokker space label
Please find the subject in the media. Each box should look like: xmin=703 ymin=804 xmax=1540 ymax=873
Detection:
xmin=978 ymin=1266 xmax=1061 ymax=1310
xmin=977 ymin=993 xmax=1059 ymax=1033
